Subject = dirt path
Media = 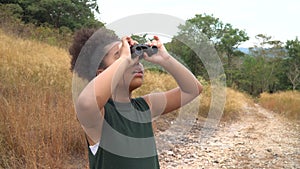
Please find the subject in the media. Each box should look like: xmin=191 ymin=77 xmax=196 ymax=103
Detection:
xmin=158 ymin=104 xmax=300 ymax=169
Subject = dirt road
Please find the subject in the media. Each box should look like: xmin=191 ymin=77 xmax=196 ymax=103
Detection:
xmin=158 ymin=104 xmax=300 ymax=169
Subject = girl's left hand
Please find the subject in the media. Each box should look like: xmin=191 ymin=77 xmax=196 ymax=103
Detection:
xmin=143 ymin=36 xmax=171 ymax=64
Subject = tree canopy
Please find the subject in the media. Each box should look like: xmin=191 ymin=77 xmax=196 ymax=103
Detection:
xmin=167 ymin=13 xmax=249 ymax=84
xmin=285 ymin=37 xmax=300 ymax=90
xmin=0 ymin=3 xmax=299 ymax=95
xmin=166 ymin=13 xmax=299 ymax=95
xmin=0 ymin=0 xmax=103 ymax=30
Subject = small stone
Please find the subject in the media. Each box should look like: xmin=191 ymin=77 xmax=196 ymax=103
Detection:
xmin=167 ymin=150 xmax=174 ymax=156
xmin=213 ymin=160 xmax=219 ymax=163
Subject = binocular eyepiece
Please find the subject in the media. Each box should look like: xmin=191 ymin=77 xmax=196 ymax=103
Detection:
xmin=130 ymin=44 xmax=158 ymax=59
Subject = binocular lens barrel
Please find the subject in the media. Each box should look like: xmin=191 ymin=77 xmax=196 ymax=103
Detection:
xmin=133 ymin=46 xmax=143 ymax=56
xmin=130 ymin=44 xmax=158 ymax=59
xmin=151 ymin=46 xmax=158 ymax=54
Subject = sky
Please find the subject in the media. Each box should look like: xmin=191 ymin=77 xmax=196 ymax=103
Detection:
xmin=96 ymin=0 xmax=299 ymax=47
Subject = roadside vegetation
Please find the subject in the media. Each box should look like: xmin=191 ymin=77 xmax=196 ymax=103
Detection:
xmin=0 ymin=1 xmax=299 ymax=168
xmin=259 ymin=91 xmax=300 ymax=120
xmin=1 ymin=30 xmax=298 ymax=168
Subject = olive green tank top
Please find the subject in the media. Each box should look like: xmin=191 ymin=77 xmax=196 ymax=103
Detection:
xmin=87 ymin=97 xmax=160 ymax=169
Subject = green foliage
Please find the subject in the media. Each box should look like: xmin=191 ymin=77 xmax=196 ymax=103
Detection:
xmin=168 ymin=13 xmax=298 ymax=95
xmin=1 ymin=0 xmax=103 ymax=30
xmin=165 ymin=39 xmax=208 ymax=79
xmin=249 ymin=34 xmax=286 ymax=58
xmin=168 ymin=13 xmax=248 ymax=85
xmin=238 ymin=55 xmax=278 ymax=96
xmin=180 ymin=13 xmax=223 ymax=41
xmin=237 ymin=34 xmax=296 ymax=95
xmin=217 ymin=24 xmax=249 ymax=65
xmin=0 ymin=3 xmax=23 ymax=18
xmin=285 ymin=37 xmax=300 ymax=90
xmin=0 ymin=3 xmax=22 ymax=26
xmin=0 ymin=1 xmax=101 ymax=48
xmin=130 ymin=34 xmax=148 ymax=44
xmin=1 ymin=2 xmax=299 ymax=96
xmin=286 ymin=37 xmax=300 ymax=58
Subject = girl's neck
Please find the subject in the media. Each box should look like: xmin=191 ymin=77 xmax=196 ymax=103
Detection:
xmin=112 ymin=89 xmax=132 ymax=103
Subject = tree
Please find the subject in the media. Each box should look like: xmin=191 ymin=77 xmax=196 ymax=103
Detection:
xmin=165 ymin=37 xmax=208 ymax=79
xmin=217 ymin=24 xmax=249 ymax=67
xmin=168 ymin=13 xmax=248 ymax=84
xmin=249 ymin=34 xmax=286 ymax=58
xmin=285 ymin=37 xmax=300 ymax=90
xmin=1 ymin=0 xmax=103 ymax=30
xmin=217 ymin=24 xmax=249 ymax=86
xmin=0 ymin=3 xmax=23 ymax=19
xmin=240 ymin=34 xmax=287 ymax=95
xmin=130 ymin=34 xmax=148 ymax=44
xmin=239 ymin=55 xmax=262 ymax=95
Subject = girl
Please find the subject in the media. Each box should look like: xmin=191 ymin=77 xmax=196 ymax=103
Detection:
xmin=69 ymin=28 xmax=202 ymax=169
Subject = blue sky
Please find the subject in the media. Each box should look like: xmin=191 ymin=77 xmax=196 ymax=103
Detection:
xmin=96 ymin=0 xmax=299 ymax=47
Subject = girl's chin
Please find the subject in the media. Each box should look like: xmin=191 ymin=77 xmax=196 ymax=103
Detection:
xmin=129 ymin=81 xmax=143 ymax=91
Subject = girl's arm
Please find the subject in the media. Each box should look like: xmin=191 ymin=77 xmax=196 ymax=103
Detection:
xmin=75 ymin=37 xmax=137 ymax=143
xmin=143 ymin=36 xmax=203 ymax=117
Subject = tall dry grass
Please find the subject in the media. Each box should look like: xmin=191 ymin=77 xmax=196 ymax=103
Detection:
xmin=0 ymin=30 xmax=87 ymax=169
xmin=135 ymin=71 xmax=254 ymax=125
xmin=198 ymin=85 xmax=254 ymax=122
xmin=259 ymin=91 xmax=300 ymax=120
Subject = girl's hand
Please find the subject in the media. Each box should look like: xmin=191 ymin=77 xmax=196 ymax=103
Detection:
xmin=144 ymin=36 xmax=171 ymax=64
xmin=119 ymin=36 xmax=139 ymax=65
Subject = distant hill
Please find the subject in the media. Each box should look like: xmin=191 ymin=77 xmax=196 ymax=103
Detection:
xmin=237 ymin=47 xmax=250 ymax=54
xmin=237 ymin=47 xmax=288 ymax=57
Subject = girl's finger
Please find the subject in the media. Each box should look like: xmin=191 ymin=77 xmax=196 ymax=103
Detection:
xmin=132 ymin=40 xmax=139 ymax=45
xmin=145 ymin=41 xmax=151 ymax=46
xmin=151 ymin=40 xmax=158 ymax=46
xmin=122 ymin=36 xmax=130 ymax=45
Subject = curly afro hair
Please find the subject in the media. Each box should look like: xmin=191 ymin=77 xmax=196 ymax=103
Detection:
xmin=69 ymin=27 xmax=119 ymax=81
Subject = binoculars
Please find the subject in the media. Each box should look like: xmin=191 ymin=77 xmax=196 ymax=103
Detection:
xmin=130 ymin=44 xmax=158 ymax=59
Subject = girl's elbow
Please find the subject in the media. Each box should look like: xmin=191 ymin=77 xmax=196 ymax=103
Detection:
xmin=197 ymin=81 xmax=203 ymax=95
xmin=76 ymin=95 xmax=91 ymax=112
xmin=75 ymin=96 xmax=100 ymax=127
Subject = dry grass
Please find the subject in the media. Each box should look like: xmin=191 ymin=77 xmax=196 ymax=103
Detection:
xmin=0 ymin=30 xmax=87 ymax=169
xmin=133 ymin=70 xmax=177 ymax=96
xmin=199 ymin=85 xmax=254 ymax=122
xmin=0 ymin=29 xmax=265 ymax=168
xmin=135 ymin=71 xmax=254 ymax=127
xmin=259 ymin=91 xmax=300 ymax=120
xmin=223 ymin=88 xmax=254 ymax=121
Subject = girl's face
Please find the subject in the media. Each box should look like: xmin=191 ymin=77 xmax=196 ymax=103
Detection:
xmin=101 ymin=42 xmax=145 ymax=92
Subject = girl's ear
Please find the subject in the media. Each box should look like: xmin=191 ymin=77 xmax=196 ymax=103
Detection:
xmin=96 ymin=68 xmax=105 ymax=76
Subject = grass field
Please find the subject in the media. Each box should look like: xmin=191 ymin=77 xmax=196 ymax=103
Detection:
xmin=259 ymin=91 xmax=300 ymax=120
xmin=0 ymin=29 xmax=89 ymax=168
xmin=0 ymin=30 xmax=298 ymax=168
